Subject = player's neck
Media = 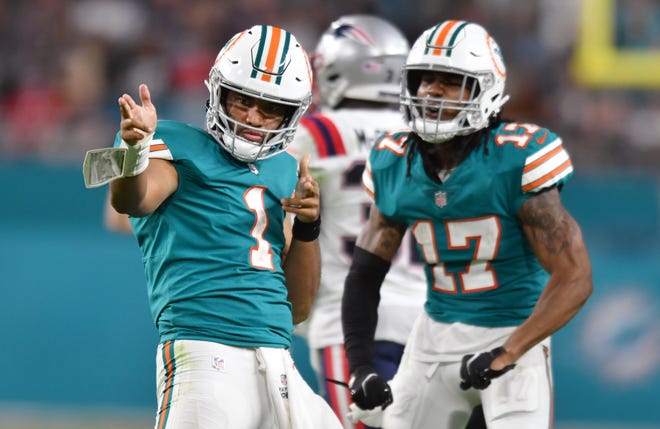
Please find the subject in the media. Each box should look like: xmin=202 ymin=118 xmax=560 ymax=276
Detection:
xmin=423 ymin=139 xmax=471 ymax=172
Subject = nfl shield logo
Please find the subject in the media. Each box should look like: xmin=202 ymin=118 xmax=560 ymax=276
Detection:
xmin=212 ymin=356 xmax=225 ymax=371
xmin=434 ymin=191 xmax=447 ymax=207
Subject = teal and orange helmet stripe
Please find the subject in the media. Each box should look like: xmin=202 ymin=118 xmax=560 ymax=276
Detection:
xmin=425 ymin=20 xmax=469 ymax=57
xmin=251 ymin=25 xmax=292 ymax=85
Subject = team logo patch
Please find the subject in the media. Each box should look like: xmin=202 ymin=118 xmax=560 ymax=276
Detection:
xmin=212 ymin=356 xmax=225 ymax=371
xmin=248 ymin=163 xmax=260 ymax=175
xmin=487 ymin=34 xmax=506 ymax=77
xmin=362 ymin=60 xmax=382 ymax=73
xmin=334 ymin=24 xmax=376 ymax=47
xmin=435 ymin=191 xmax=448 ymax=207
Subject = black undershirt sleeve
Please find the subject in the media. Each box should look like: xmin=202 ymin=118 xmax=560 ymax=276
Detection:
xmin=341 ymin=246 xmax=391 ymax=374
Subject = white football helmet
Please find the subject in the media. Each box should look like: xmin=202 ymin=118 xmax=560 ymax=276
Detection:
xmin=205 ymin=25 xmax=313 ymax=162
xmin=401 ymin=20 xmax=509 ymax=143
xmin=313 ymin=14 xmax=409 ymax=109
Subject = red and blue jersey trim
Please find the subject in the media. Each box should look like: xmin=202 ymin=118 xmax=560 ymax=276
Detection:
xmin=300 ymin=114 xmax=347 ymax=158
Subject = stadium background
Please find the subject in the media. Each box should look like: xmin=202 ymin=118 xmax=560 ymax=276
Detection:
xmin=0 ymin=0 xmax=658 ymax=428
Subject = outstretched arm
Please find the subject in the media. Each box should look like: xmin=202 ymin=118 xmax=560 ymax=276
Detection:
xmin=282 ymin=154 xmax=322 ymax=324
xmin=109 ymin=84 xmax=178 ymax=217
xmin=494 ymin=188 xmax=593 ymax=370
xmin=343 ymin=204 xmax=407 ymax=372
xmin=341 ymin=205 xmax=406 ymax=410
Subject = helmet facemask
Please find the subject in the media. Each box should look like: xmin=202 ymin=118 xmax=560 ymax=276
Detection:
xmin=401 ymin=21 xmax=509 ymax=143
xmin=402 ymin=67 xmax=505 ymax=143
xmin=204 ymin=25 xmax=313 ymax=163
xmin=205 ymin=68 xmax=304 ymax=163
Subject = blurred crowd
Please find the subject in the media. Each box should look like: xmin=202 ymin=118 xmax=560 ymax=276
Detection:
xmin=0 ymin=0 xmax=658 ymax=173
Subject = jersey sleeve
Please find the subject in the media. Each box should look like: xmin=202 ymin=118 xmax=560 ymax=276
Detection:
xmin=497 ymin=123 xmax=573 ymax=213
xmin=293 ymin=114 xmax=347 ymax=159
xmin=361 ymin=131 xmax=411 ymax=221
xmin=288 ymin=113 xmax=349 ymax=185
xmin=287 ymin=118 xmax=319 ymax=161
xmin=112 ymin=119 xmax=179 ymax=161
xmin=520 ymin=133 xmax=573 ymax=194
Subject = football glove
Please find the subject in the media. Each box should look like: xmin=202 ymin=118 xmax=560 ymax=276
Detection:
xmin=460 ymin=346 xmax=516 ymax=390
xmin=349 ymin=366 xmax=393 ymax=410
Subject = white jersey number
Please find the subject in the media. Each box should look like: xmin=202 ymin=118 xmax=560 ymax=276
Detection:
xmin=411 ymin=216 xmax=501 ymax=293
xmin=244 ymin=186 xmax=275 ymax=270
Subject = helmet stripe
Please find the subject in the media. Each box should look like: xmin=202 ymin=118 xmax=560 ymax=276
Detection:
xmin=261 ymin=26 xmax=282 ymax=83
xmin=426 ymin=20 xmax=467 ymax=57
xmin=250 ymin=26 xmax=290 ymax=85
xmin=445 ymin=21 xmax=468 ymax=57
xmin=275 ymin=31 xmax=291 ymax=85
xmin=250 ymin=26 xmax=268 ymax=80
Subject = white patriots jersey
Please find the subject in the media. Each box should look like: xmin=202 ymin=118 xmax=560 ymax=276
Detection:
xmin=288 ymin=108 xmax=426 ymax=349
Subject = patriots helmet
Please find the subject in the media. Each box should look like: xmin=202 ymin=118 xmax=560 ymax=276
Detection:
xmin=313 ymin=14 xmax=409 ymax=109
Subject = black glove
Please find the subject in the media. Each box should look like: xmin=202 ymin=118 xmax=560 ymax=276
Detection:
xmin=460 ymin=346 xmax=516 ymax=390
xmin=349 ymin=366 xmax=393 ymax=410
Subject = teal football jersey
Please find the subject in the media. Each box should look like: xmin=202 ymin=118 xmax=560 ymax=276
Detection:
xmin=115 ymin=120 xmax=299 ymax=347
xmin=363 ymin=122 xmax=573 ymax=327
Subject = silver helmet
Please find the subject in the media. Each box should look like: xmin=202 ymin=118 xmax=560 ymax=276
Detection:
xmin=313 ymin=14 xmax=409 ymax=109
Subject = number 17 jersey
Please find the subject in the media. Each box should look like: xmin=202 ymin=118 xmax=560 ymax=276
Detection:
xmin=363 ymin=122 xmax=574 ymax=327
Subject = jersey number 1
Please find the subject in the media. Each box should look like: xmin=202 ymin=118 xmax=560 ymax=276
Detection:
xmin=244 ymin=186 xmax=275 ymax=270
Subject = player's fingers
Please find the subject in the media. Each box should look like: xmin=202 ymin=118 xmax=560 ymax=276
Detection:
xmin=139 ymin=84 xmax=153 ymax=108
xmin=299 ymin=153 xmax=311 ymax=178
xmin=301 ymin=177 xmax=319 ymax=197
xmin=118 ymin=98 xmax=132 ymax=119
xmin=122 ymin=93 xmax=139 ymax=111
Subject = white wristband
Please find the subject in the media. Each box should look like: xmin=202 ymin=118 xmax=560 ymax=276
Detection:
xmin=121 ymin=133 xmax=153 ymax=177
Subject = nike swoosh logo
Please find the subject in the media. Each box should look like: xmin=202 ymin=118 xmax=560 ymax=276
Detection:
xmin=535 ymin=130 xmax=549 ymax=144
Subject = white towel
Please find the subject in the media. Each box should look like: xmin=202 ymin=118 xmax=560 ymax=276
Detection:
xmin=257 ymin=347 xmax=343 ymax=429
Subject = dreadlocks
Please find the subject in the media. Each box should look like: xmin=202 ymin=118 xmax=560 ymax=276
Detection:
xmin=405 ymin=114 xmax=504 ymax=180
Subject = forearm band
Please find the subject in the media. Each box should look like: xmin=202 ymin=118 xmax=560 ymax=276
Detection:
xmin=342 ymin=247 xmax=391 ymax=373
xmin=292 ymin=216 xmax=321 ymax=242
xmin=120 ymin=133 xmax=153 ymax=177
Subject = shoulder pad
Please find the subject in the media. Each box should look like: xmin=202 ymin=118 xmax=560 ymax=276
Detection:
xmin=491 ymin=122 xmax=572 ymax=194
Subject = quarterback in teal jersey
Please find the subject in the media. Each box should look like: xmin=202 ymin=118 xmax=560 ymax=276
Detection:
xmin=341 ymin=21 xmax=593 ymax=429
xmin=88 ymin=25 xmax=342 ymax=429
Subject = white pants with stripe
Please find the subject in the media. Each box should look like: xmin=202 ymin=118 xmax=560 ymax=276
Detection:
xmin=382 ymin=313 xmax=553 ymax=429
xmin=154 ymin=339 xmax=342 ymax=429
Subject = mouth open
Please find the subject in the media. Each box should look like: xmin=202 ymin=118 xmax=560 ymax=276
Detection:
xmin=424 ymin=105 xmax=440 ymax=119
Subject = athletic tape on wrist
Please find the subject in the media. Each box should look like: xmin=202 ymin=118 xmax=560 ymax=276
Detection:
xmin=120 ymin=133 xmax=153 ymax=177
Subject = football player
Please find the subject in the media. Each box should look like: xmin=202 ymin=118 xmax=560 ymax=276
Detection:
xmin=287 ymin=15 xmax=425 ymax=429
xmin=341 ymin=20 xmax=593 ymax=429
xmin=84 ymin=25 xmax=342 ymax=429
xmin=289 ymin=15 xmax=487 ymax=429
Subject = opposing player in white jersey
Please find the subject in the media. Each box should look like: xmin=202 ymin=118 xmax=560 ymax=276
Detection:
xmin=288 ymin=15 xmax=489 ymax=429
xmin=341 ymin=20 xmax=593 ymax=429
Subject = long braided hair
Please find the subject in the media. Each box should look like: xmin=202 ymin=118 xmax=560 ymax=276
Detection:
xmin=404 ymin=113 xmax=504 ymax=178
